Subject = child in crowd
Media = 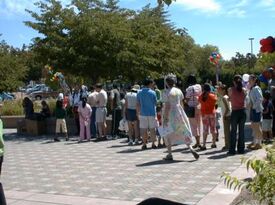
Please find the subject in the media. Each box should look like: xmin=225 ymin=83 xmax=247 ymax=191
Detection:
xmin=215 ymin=104 xmax=221 ymax=142
xmin=262 ymin=90 xmax=273 ymax=143
xmin=54 ymin=100 xmax=68 ymax=142
xmin=218 ymin=85 xmax=231 ymax=150
xmin=198 ymin=83 xmax=218 ymax=150
xmin=78 ymin=97 xmax=92 ymax=142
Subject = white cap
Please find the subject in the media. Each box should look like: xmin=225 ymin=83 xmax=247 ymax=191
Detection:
xmin=58 ymin=93 xmax=64 ymax=100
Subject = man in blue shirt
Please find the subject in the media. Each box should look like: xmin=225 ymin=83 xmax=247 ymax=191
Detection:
xmin=137 ymin=78 xmax=157 ymax=149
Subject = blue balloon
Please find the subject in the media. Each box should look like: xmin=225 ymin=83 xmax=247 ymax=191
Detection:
xmin=259 ymin=74 xmax=268 ymax=83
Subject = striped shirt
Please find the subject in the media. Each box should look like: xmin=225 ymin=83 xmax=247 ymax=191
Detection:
xmin=185 ymin=84 xmax=202 ymax=107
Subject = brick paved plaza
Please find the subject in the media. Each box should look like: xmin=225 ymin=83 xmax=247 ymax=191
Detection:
xmin=2 ymin=128 xmax=254 ymax=205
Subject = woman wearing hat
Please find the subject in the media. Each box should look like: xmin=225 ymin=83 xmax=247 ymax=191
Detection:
xmin=162 ymin=76 xmax=199 ymax=160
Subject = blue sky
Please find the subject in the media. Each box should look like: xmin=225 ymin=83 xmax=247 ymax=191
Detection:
xmin=0 ymin=0 xmax=275 ymax=59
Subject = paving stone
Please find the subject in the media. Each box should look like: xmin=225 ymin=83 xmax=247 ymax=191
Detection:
xmin=2 ymin=126 xmax=254 ymax=204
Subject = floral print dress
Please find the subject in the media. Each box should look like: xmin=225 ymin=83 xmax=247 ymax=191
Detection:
xmin=163 ymin=87 xmax=193 ymax=145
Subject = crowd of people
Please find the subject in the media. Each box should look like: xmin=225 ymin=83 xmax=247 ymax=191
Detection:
xmin=21 ymin=71 xmax=275 ymax=160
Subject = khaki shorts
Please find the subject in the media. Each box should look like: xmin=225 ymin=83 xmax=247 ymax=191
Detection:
xmin=139 ymin=116 xmax=158 ymax=129
xmin=56 ymin=119 xmax=67 ymax=133
xmin=96 ymin=107 xmax=107 ymax=123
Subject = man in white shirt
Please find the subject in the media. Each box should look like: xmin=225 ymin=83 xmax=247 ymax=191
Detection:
xmin=88 ymin=86 xmax=98 ymax=138
xmin=95 ymin=83 xmax=108 ymax=140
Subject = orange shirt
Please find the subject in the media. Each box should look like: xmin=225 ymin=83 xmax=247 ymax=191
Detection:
xmin=199 ymin=93 xmax=217 ymax=115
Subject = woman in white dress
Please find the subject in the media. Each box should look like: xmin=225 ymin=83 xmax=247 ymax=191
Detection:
xmin=162 ymin=76 xmax=199 ymax=160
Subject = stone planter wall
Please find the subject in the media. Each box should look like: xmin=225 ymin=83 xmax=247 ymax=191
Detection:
xmin=1 ymin=116 xmax=24 ymax=128
xmin=1 ymin=115 xmax=112 ymax=136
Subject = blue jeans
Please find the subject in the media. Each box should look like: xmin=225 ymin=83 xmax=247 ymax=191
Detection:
xmin=90 ymin=107 xmax=97 ymax=138
xmin=229 ymin=109 xmax=246 ymax=154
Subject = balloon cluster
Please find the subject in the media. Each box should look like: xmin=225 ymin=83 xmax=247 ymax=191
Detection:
xmin=209 ymin=52 xmax=222 ymax=65
xmin=260 ymin=36 xmax=275 ymax=53
xmin=45 ymin=65 xmax=70 ymax=94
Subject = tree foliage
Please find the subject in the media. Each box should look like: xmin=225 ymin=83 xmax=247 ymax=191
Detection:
xmin=0 ymin=41 xmax=28 ymax=92
xmin=24 ymin=0 xmax=220 ymax=83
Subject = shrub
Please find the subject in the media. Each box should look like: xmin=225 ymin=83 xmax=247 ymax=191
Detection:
xmin=222 ymin=144 xmax=275 ymax=205
xmin=0 ymin=100 xmax=24 ymax=116
xmin=0 ymin=99 xmax=59 ymax=116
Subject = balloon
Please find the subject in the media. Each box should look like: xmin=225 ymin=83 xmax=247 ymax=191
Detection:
xmin=259 ymin=74 xmax=268 ymax=84
xmin=209 ymin=51 xmax=222 ymax=65
xmin=260 ymin=36 xmax=275 ymax=53
xmin=242 ymin=74 xmax=249 ymax=82
xmin=260 ymin=39 xmax=265 ymax=45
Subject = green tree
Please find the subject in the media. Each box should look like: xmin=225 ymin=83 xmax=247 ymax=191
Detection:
xmin=0 ymin=41 xmax=28 ymax=91
xmin=24 ymin=0 xmax=221 ymax=83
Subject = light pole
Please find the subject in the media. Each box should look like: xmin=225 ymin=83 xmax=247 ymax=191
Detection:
xmin=249 ymin=37 xmax=254 ymax=54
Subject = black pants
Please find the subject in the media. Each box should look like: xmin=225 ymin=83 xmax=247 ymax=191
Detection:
xmin=73 ymin=106 xmax=80 ymax=135
xmin=229 ymin=109 xmax=246 ymax=154
xmin=111 ymin=108 xmax=122 ymax=136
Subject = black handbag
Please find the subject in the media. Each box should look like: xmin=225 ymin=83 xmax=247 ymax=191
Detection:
xmin=184 ymin=87 xmax=195 ymax=118
xmin=185 ymin=105 xmax=195 ymax=118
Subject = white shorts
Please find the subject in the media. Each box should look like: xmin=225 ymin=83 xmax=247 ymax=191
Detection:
xmin=56 ymin=119 xmax=67 ymax=133
xmin=96 ymin=107 xmax=107 ymax=123
xmin=262 ymin=119 xmax=272 ymax=131
xmin=139 ymin=116 xmax=158 ymax=129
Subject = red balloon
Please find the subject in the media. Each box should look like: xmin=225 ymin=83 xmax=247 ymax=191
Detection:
xmin=266 ymin=36 xmax=274 ymax=44
xmin=266 ymin=45 xmax=274 ymax=53
xmin=262 ymin=39 xmax=268 ymax=45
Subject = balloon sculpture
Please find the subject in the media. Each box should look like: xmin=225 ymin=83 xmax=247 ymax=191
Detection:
xmin=45 ymin=65 xmax=70 ymax=94
xmin=209 ymin=52 xmax=222 ymax=65
xmin=260 ymin=36 xmax=275 ymax=53
xmin=209 ymin=52 xmax=222 ymax=83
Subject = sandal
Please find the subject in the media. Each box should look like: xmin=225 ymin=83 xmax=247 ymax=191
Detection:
xmin=200 ymin=146 xmax=207 ymax=151
xmin=190 ymin=149 xmax=199 ymax=160
xmin=163 ymin=154 xmax=173 ymax=161
xmin=211 ymin=144 xmax=217 ymax=148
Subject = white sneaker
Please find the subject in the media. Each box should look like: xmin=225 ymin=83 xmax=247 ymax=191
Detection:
xmin=128 ymin=140 xmax=133 ymax=146
xmin=134 ymin=139 xmax=139 ymax=145
xmin=107 ymin=135 xmax=113 ymax=140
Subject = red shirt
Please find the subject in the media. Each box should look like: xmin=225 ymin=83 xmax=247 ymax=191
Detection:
xmin=230 ymin=87 xmax=246 ymax=110
xmin=199 ymin=93 xmax=217 ymax=115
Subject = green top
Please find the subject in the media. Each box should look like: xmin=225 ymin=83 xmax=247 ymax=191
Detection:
xmin=55 ymin=107 xmax=66 ymax=119
xmin=0 ymin=119 xmax=4 ymax=157
xmin=155 ymin=89 xmax=161 ymax=102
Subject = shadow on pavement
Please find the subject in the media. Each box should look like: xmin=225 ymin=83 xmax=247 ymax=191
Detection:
xmin=201 ymin=149 xmax=227 ymax=155
xmin=136 ymin=159 xmax=195 ymax=167
xmin=4 ymin=133 xmax=49 ymax=142
xmin=170 ymin=147 xmax=189 ymax=153
xmin=41 ymin=140 xmax=59 ymax=144
xmin=207 ymin=153 xmax=230 ymax=159
xmin=117 ymin=148 xmax=146 ymax=153
xmin=207 ymin=149 xmax=253 ymax=159
xmin=64 ymin=140 xmax=91 ymax=145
